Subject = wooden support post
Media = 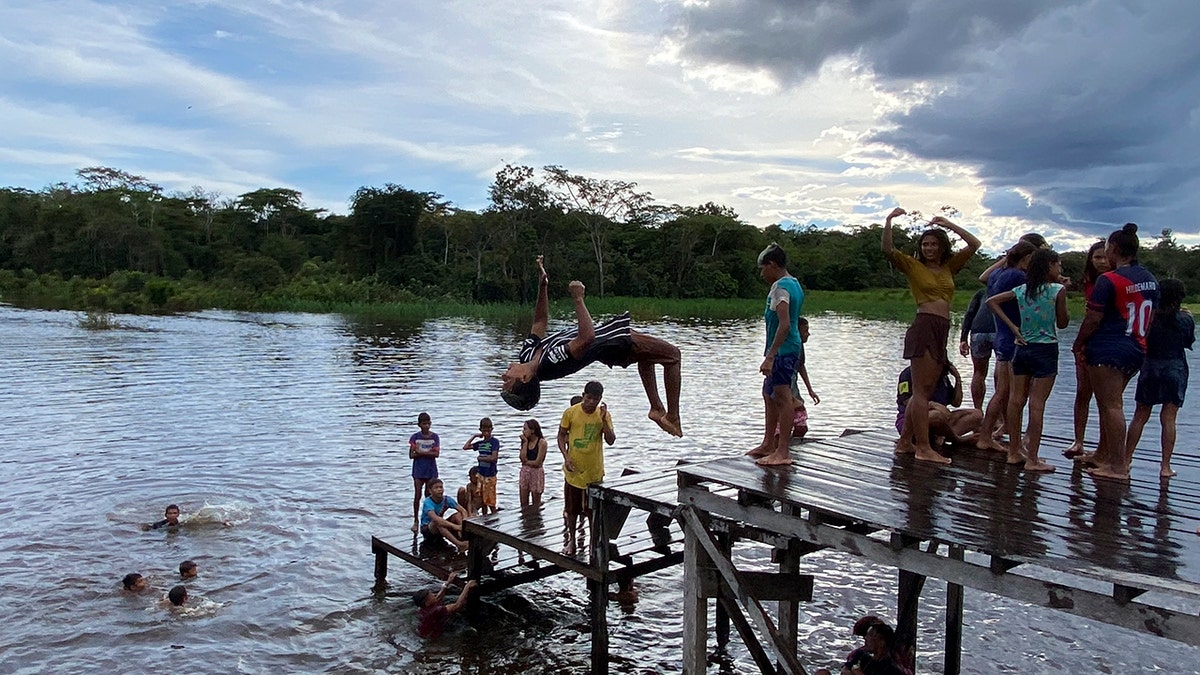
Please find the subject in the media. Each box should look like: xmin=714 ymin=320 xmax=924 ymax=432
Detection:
xmin=716 ymin=532 xmax=732 ymax=651
xmin=895 ymin=538 xmax=929 ymax=668
xmin=682 ymin=508 xmax=709 ymax=674
xmin=590 ymin=490 xmax=610 ymax=675
xmin=678 ymin=506 xmax=808 ymax=675
xmin=945 ymin=545 xmax=964 ymax=675
xmin=372 ymin=539 xmax=388 ymax=592
xmin=778 ymin=505 xmax=803 ymax=662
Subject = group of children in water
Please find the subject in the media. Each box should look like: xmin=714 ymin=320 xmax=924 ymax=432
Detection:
xmin=121 ymin=504 xmax=202 ymax=609
xmin=887 ymin=213 xmax=1194 ymax=480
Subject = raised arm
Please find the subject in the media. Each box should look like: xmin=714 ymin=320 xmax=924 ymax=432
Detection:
xmin=881 ymin=207 xmax=905 ymax=256
xmin=930 ymin=216 xmax=981 ymax=271
xmin=564 ymin=281 xmax=596 ymax=359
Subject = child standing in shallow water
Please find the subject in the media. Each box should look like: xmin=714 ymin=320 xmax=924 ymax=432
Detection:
xmin=987 ymin=248 xmax=1068 ymax=472
xmin=409 ymin=412 xmax=440 ymax=532
xmin=1125 ymin=279 xmax=1194 ymax=477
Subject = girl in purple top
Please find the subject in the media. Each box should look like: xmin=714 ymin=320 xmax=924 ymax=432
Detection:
xmin=409 ymin=412 xmax=440 ymax=532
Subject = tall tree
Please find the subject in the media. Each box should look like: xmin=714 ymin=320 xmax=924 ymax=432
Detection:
xmin=542 ymin=165 xmax=651 ymax=297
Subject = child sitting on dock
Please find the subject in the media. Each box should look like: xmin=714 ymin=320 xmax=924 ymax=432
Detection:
xmin=895 ymin=362 xmax=981 ymax=455
xmin=462 ymin=417 xmax=500 ymax=515
xmin=412 ymin=572 xmax=478 ymax=639
xmin=409 ymin=412 xmax=441 ymax=533
xmin=420 ymin=479 xmax=469 ymax=553
xmin=457 ymin=467 xmax=483 ymax=517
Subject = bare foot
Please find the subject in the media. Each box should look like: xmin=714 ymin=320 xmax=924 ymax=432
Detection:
xmin=1024 ymin=460 xmax=1056 ymax=472
xmin=756 ymin=451 xmax=793 ymax=466
xmin=1062 ymin=441 xmax=1084 ymax=459
xmin=894 ymin=437 xmax=915 ymax=455
xmin=562 ymin=542 xmax=576 ymax=557
xmin=1087 ymin=466 xmax=1130 ymax=482
xmin=1160 ymin=465 xmax=1176 ymax=478
xmin=976 ymin=437 xmax=1006 ymax=452
xmin=914 ymin=446 xmax=951 ymax=465
xmin=746 ymin=443 xmax=771 ymax=458
xmin=456 ymin=541 xmax=469 ymax=554
xmin=1006 ymin=451 xmax=1026 ymax=465
xmin=648 ymin=409 xmax=683 ymax=437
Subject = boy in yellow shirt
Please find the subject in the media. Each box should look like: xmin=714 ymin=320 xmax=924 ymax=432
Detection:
xmin=558 ymin=380 xmax=615 ymax=556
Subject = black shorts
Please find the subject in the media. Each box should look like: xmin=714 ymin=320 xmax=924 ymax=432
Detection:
xmin=904 ymin=313 xmax=949 ymax=364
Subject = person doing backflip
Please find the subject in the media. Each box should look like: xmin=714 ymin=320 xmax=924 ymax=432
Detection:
xmin=500 ymin=256 xmax=683 ymax=437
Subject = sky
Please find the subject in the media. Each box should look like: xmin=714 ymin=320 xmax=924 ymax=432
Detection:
xmin=1 ymin=0 xmax=1197 ymax=253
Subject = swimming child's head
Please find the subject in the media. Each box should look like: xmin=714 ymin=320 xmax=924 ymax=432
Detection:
xmin=168 ymin=585 xmax=188 ymax=606
xmin=164 ymin=504 xmax=180 ymax=525
xmin=122 ymin=573 xmax=146 ymax=591
xmin=179 ymin=560 xmax=197 ymax=579
xmin=411 ymin=588 xmax=435 ymax=607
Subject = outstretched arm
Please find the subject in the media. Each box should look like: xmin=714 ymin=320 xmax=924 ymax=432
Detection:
xmin=881 ymin=207 xmax=904 ymax=256
xmin=531 ymin=256 xmax=550 ymax=338
xmin=446 ymin=580 xmax=478 ymax=615
xmin=565 ymin=281 xmax=595 ymax=359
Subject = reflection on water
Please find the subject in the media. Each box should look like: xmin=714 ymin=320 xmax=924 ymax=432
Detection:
xmin=0 ymin=305 xmax=1196 ymax=673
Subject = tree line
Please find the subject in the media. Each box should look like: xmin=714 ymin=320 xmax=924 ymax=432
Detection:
xmin=0 ymin=165 xmax=1195 ymax=312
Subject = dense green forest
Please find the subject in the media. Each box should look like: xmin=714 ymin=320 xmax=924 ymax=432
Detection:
xmin=0 ymin=165 xmax=1196 ymax=314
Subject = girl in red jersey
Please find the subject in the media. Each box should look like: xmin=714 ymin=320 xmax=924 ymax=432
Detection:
xmin=1071 ymin=224 xmax=1159 ymax=481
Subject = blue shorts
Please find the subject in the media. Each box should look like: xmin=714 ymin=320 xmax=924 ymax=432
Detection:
xmin=993 ymin=334 xmax=1016 ymax=362
xmin=412 ymin=458 xmax=439 ymax=481
xmin=1085 ymin=339 xmax=1143 ymax=378
xmin=763 ymin=353 xmax=799 ymax=398
xmin=1012 ymin=342 xmax=1058 ymax=378
xmin=1134 ymin=357 xmax=1189 ymax=407
xmin=969 ymin=332 xmax=995 ymax=360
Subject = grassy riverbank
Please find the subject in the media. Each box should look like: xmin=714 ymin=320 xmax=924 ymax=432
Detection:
xmin=5 ymin=269 xmax=1189 ymax=323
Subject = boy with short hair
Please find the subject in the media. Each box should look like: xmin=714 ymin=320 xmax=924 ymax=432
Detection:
xmin=167 ymin=585 xmax=188 ymax=606
xmin=462 ymin=417 xmax=500 ymax=515
xmin=558 ymin=380 xmax=616 ymax=556
xmin=147 ymin=504 xmax=181 ymax=530
xmin=412 ymin=572 xmax=478 ymax=639
xmin=122 ymin=573 xmax=147 ymax=592
xmin=179 ymin=560 xmax=198 ymax=579
xmin=420 ymin=478 xmax=469 ymax=553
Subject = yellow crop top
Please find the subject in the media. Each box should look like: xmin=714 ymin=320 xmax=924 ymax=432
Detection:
xmin=886 ymin=247 xmax=974 ymax=305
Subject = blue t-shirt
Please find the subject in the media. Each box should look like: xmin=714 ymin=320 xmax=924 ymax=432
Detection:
xmin=988 ymin=267 xmax=1026 ymax=345
xmin=472 ymin=436 xmax=500 ymax=478
xmin=1146 ymin=311 xmax=1196 ymax=361
xmin=764 ymin=275 xmax=804 ymax=357
xmin=1088 ymin=265 xmax=1159 ymax=352
xmin=419 ymin=494 xmax=460 ymax=528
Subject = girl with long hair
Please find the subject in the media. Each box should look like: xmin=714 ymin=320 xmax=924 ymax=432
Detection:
xmin=882 ymin=207 xmax=981 ymax=464
xmin=987 ymin=249 xmax=1069 ymax=471
xmin=1071 ymin=223 xmax=1159 ymax=481
xmin=1124 ymin=279 xmax=1194 ymax=477
xmin=518 ymin=418 xmax=548 ymax=508
xmin=1064 ymin=240 xmax=1112 ymax=460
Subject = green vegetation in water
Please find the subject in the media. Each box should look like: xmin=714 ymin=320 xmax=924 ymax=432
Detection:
xmin=77 ymin=310 xmax=126 ymax=330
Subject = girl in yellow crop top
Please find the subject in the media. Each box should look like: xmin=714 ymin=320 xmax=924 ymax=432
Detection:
xmin=882 ymin=207 xmax=981 ymax=465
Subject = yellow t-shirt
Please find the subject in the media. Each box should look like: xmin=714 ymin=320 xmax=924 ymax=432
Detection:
xmin=559 ymin=404 xmax=611 ymax=489
xmin=885 ymin=247 xmax=974 ymax=305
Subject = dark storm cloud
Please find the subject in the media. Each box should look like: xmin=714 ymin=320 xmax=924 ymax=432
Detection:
xmin=670 ymin=0 xmax=1200 ymax=237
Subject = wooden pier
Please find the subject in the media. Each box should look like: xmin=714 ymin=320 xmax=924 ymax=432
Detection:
xmin=372 ymin=430 xmax=1200 ymax=674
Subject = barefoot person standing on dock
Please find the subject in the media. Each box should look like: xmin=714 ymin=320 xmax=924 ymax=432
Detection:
xmin=748 ymin=243 xmax=806 ymax=466
xmin=500 ymin=256 xmax=683 ymax=437
xmin=882 ymin=207 xmax=981 ymax=465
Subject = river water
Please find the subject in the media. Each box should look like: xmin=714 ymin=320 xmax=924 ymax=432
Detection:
xmin=0 ymin=304 xmax=1196 ymax=674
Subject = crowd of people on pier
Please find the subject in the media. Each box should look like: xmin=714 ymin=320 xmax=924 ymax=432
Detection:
xmin=880 ymin=213 xmax=1193 ymax=481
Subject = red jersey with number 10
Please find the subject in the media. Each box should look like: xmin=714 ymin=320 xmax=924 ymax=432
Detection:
xmin=1086 ymin=265 xmax=1159 ymax=350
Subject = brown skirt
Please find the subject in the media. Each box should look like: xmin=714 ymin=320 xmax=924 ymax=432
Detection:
xmin=903 ymin=313 xmax=950 ymax=364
